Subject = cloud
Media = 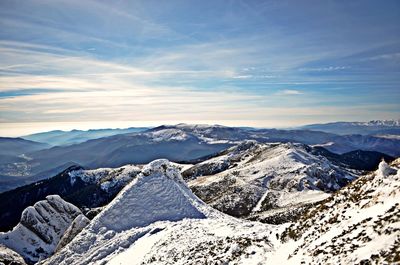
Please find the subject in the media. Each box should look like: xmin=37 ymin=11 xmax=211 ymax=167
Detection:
xmin=298 ymin=66 xmax=350 ymax=72
xmin=362 ymin=52 xmax=400 ymax=62
xmin=276 ymin=89 xmax=304 ymax=95
xmin=0 ymin=0 xmax=399 ymax=134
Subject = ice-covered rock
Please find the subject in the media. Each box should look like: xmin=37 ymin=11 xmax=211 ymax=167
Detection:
xmin=377 ymin=160 xmax=397 ymax=177
xmin=55 ymin=214 xmax=90 ymax=252
xmin=0 ymin=245 xmax=26 ymax=265
xmin=0 ymin=195 xmax=83 ymax=264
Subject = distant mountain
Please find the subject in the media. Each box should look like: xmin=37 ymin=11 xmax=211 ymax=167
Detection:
xmin=22 ymin=127 xmax=150 ymax=146
xmin=1 ymin=123 xmax=399 ymax=193
xmin=0 ymin=164 xmax=141 ymax=232
xmin=0 ymin=137 xmax=49 ymax=156
xmin=0 ymin=128 xmax=231 ymax=192
xmin=302 ymin=119 xmax=400 ymax=135
xmin=159 ymin=124 xmax=400 ymax=156
xmin=0 ymin=137 xmax=50 ymax=192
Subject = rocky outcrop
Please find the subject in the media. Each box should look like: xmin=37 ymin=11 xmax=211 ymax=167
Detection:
xmin=0 ymin=245 xmax=26 ymax=265
xmin=0 ymin=195 xmax=84 ymax=264
xmin=55 ymin=214 xmax=90 ymax=252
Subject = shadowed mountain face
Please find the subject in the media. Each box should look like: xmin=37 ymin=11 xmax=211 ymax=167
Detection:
xmin=0 ymin=128 xmax=231 ymax=192
xmin=0 ymin=137 xmax=49 ymax=156
xmin=22 ymin=127 xmax=150 ymax=146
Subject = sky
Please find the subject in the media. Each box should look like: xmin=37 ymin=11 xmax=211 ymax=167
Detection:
xmin=0 ymin=0 xmax=399 ymax=136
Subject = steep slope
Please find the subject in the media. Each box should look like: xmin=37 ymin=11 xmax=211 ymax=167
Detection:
xmin=270 ymin=159 xmax=400 ymax=264
xmin=22 ymin=127 xmax=149 ymax=146
xmin=41 ymin=160 xmax=276 ymax=265
xmin=0 ymin=164 xmax=140 ymax=232
xmin=0 ymin=195 xmax=84 ymax=264
xmin=185 ymin=141 xmax=356 ymax=222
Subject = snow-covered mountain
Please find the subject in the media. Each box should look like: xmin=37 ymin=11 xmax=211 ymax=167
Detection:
xmin=2 ymin=123 xmax=400 ymax=193
xmin=0 ymin=195 xmax=87 ymax=264
xmin=267 ymin=159 xmax=400 ymax=264
xmin=155 ymin=124 xmax=400 ymax=156
xmin=302 ymin=119 xmax=400 ymax=135
xmin=40 ymin=159 xmax=277 ymax=265
xmin=2 ymin=158 xmax=398 ymax=264
xmin=184 ymin=141 xmax=356 ymax=223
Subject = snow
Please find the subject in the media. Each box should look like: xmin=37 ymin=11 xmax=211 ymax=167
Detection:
xmin=266 ymin=159 xmax=400 ymax=264
xmin=68 ymin=165 xmax=141 ymax=192
xmin=0 ymin=195 xmax=82 ymax=264
xmin=56 ymin=214 xmax=90 ymax=252
xmin=146 ymin=128 xmax=190 ymax=142
xmin=90 ymin=159 xmax=209 ymax=232
xmin=0 ymin=245 xmax=26 ymax=265
xmin=40 ymin=159 xmax=276 ymax=265
xmin=36 ymin=157 xmax=400 ymax=264
xmin=187 ymin=142 xmax=354 ymax=217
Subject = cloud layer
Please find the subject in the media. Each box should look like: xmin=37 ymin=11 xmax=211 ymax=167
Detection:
xmin=0 ymin=0 xmax=399 ymax=135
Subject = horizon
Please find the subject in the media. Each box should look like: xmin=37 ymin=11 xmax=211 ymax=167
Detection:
xmin=1 ymin=1 xmax=400 ymax=136
xmin=1 ymin=118 xmax=400 ymax=137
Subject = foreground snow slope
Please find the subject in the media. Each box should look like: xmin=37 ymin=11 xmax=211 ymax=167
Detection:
xmin=41 ymin=159 xmax=276 ymax=265
xmin=268 ymin=159 xmax=400 ymax=264
xmin=0 ymin=195 xmax=83 ymax=264
xmin=185 ymin=141 xmax=354 ymax=221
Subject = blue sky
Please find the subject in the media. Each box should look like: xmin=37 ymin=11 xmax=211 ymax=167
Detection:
xmin=0 ymin=0 xmax=399 ymax=135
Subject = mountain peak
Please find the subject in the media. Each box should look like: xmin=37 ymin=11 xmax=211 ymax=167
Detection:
xmin=88 ymin=159 xmax=209 ymax=233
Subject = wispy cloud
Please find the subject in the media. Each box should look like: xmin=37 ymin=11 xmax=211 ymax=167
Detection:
xmin=276 ymin=89 xmax=304 ymax=96
xmin=0 ymin=0 xmax=399 ymax=133
xmin=298 ymin=66 xmax=351 ymax=72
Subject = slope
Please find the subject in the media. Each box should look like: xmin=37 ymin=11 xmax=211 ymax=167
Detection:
xmin=185 ymin=141 xmax=356 ymax=222
xmin=41 ymin=159 xmax=276 ymax=265
xmin=270 ymin=159 xmax=400 ymax=264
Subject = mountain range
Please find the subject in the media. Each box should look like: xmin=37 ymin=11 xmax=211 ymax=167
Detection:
xmin=0 ymin=138 xmax=393 ymax=232
xmin=2 ymin=158 xmax=398 ymax=264
xmin=301 ymin=119 xmax=400 ymax=136
xmin=22 ymin=127 xmax=150 ymax=146
xmin=1 ymin=122 xmax=399 ymax=193
xmin=0 ymin=121 xmax=399 ymax=264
